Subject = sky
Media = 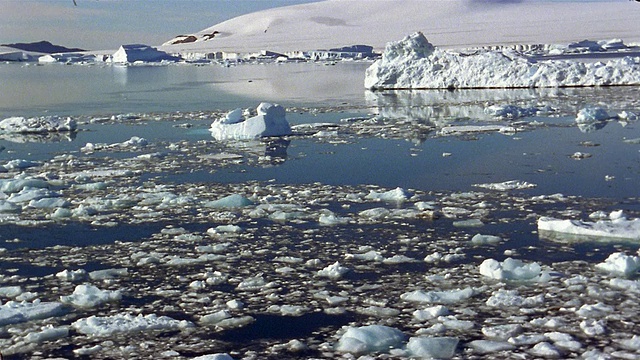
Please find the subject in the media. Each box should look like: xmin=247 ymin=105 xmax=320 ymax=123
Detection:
xmin=0 ymin=0 xmax=321 ymax=50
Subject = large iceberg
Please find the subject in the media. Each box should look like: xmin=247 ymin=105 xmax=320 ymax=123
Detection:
xmin=365 ymin=32 xmax=640 ymax=89
xmin=538 ymin=212 xmax=640 ymax=241
xmin=210 ymin=103 xmax=292 ymax=140
xmin=0 ymin=116 xmax=77 ymax=134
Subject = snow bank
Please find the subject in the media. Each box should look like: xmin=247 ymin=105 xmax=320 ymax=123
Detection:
xmin=538 ymin=211 xmax=640 ymax=241
xmin=365 ymin=32 xmax=640 ymax=90
xmin=0 ymin=116 xmax=77 ymax=134
xmin=210 ymin=103 xmax=292 ymax=140
xmin=72 ymin=313 xmax=194 ymax=336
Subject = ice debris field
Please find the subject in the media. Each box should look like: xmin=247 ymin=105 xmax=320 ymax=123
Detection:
xmin=0 ymin=80 xmax=639 ymax=360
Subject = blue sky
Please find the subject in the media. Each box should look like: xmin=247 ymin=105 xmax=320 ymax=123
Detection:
xmin=1 ymin=0 xmax=320 ymax=50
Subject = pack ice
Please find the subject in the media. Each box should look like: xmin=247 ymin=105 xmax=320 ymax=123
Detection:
xmin=365 ymin=32 xmax=640 ymax=89
xmin=210 ymin=103 xmax=292 ymax=140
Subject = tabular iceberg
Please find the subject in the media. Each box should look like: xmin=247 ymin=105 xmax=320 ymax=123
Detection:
xmin=210 ymin=103 xmax=292 ymax=140
xmin=365 ymin=32 xmax=640 ymax=90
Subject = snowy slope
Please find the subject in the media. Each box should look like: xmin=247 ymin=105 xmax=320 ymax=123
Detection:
xmin=161 ymin=0 xmax=640 ymax=53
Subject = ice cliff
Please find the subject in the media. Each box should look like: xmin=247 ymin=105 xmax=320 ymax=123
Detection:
xmin=365 ymin=32 xmax=640 ymax=90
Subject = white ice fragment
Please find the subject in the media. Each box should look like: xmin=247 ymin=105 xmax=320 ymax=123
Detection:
xmin=207 ymin=225 xmax=243 ymax=234
xmin=204 ymin=194 xmax=253 ymax=208
xmin=576 ymin=107 xmax=611 ymax=123
xmin=72 ymin=313 xmax=194 ymax=336
xmin=538 ymin=214 xmax=640 ymax=241
xmin=486 ymin=289 xmax=545 ymax=308
xmin=89 ymin=268 xmax=128 ymax=280
xmin=412 ymin=305 xmax=449 ymax=321
xmin=335 ymin=325 xmax=406 ymax=355
xmin=473 ymin=180 xmax=536 ymax=191
xmin=200 ymin=310 xmax=231 ymax=325
xmin=484 ymin=104 xmax=539 ymax=119
xmin=467 ymin=340 xmax=515 ymax=354
xmin=192 ymin=354 xmax=234 ymax=360
xmin=236 ymin=276 xmax=267 ymax=291
xmin=618 ymin=335 xmax=640 ymax=351
xmin=365 ymin=187 xmax=410 ymax=202
xmin=0 ymin=178 xmax=49 ymax=193
xmin=317 ymin=261 xmax=349 ymax=279
xmin=319 ymin=212 xmax=350 ymax=225
xmin=210 ymin=103 xmax=291 ymax=140
xmin=24 ymin=325 xmax=69 ymax=343
xmin=0 ymin=300 xmax=67 ymax=326
xmin=3 ymin=159 xmax=41 ymax=170
xmin=267 ymin=304 xmax=309 ymax=316
xmin=575 ymin=302 xmax=614 ymax=318
xmin=529 ymin=342 xmax=562 ymax=358
xmin=382 ymin=254 xmax=417 ymax=264
xmin=579 ymin=319 xmax=607 ymax=336
xmin=346 ymin=250 xmax=384 ymax=262
xmin=0 ymin=116 xmax=77 ymax=134
xmin=60 ymin=284 xmax=122 ymax=308
xmin=400 ymin=287 xmax=477 ymax=304
xmin=0 ymin=286 xmax=23 ymax=298
xmin=479 ymin=258 xmax=547 ymax=282
xmin=406 ymin=336 xmax=459 ymax=359
xmin=56 ymin=269 xmax=88 ymax=282
xmin=545 ymin=332 xmax=582 ymax=352
xmin=358 ymin=207 xmax=391 ymax=220
xmin=226 ymin=299 xmax=244 ymax=309
xmin=471 ymin=234 xmax=502 ymax=245
xmin=595 ymin=252 xmax=640 ymax=277
xmin=481 ymin=324 xmax=523 ymax=340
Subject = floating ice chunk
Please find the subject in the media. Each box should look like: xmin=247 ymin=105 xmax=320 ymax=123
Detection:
xmin=482 ymin=324 xmax=523 ymax=340
xmin=576 ymin=107 xmax=611 ymax=123
xmin=358 ymin=207 xmax=391 ymax=220
xmin=382 ymin=254 xmax=418 ymax=264
xmin=575 ymin=302 xmax=614 ymax=318
xmin=8 ymin=187 xmax=60 ymax=203
xmin=0 ymin=200 xmax=21 ymax=213
xmin=319 ymin=212 xmax=350 ymax=225
xmin=346 ymin=250 xmax=384 ymax=262
xmin=471 ymin=234 xmax=502 ymax=245
xmin=0 ymin=116 xmax=77 ymax=133
xmin=210 ymin=103 xmax=292 ymax=140
xmin=3 ymin=159 xmax=41 ymax=170
xmin=24 ymin=325 xmax=69 ymax=343
xmin=413 ymin=305 xmax=449 ymax=321
xmin=486 ymin=289 xmax=545 ymax=308
xmin=538 ymin=215 xmax=640 ymax=241
xmin=467 ymin=340 xmax=515 ymax=354
xmin=580 ymin=319 xmax=606 ymax=336
xmin=208 ymin=224 xmax=243 ymax=234
xmin=618 ymin=335 xmax=640 ymax=351
xmin=400 ymin=287 xmax=477 ymax=304
xmin=473 ymin=180 xmax=536 ymax=191
xmin=365 ymin=32 xmax=640 ymax=90
xmin=406 ymin=336 xmax=459 ymax=359
xmin=28 ymin=197 xmax=70 ymax=209
xmin=529 ymin=342 xmax=561 ymax=357
xmin=61 ymin=284 xmax=122 ymax=308
xmin=595 ymin=252 xmax=640 ymax=277
xmin=438 ymin=125 xmax=508 ymax=136
xmin=236 ymin=275 xmax=267 ymax=291
xmin=267 ymin=304 xmax=309 ymax=316
xmin=484 ymin=104 xmax=539 ymax=119
xmin=221 ymin=108 xmax=244 ymax=124
xmin=317 ymin=261 xmax=349 ymax=279
xmin=89 ymin=268 xmax=128 ymax=280
xmin=72 ymin=313 xmax=194 ymax=336
xmin=204 ymin=194 xmax=253 ymax=208
xmin=200 ymin=310 xmax=231 ymax=325
xmin=0 ymin=300 xmax=67 ymax=326
xmin=335 ymin=325 xmax=406 ymax=355
xmin=0 ymin=178 xmax=49 ymax=193
xmin=479 ymin=257 xmax=548 ymax=281
xmin=365 ymin=187 xmax=410 ymax=202
xmin=56 ymin=269 xmax=88 ymax=282
xmin=0 ymin=286 xmax=23 ymax=298
xmin=545 ymin=332 xmax=582 ymax=352
xmin=192 ymin=354 xmax=234 ymax=360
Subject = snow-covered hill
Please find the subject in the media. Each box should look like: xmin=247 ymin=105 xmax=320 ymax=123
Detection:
xmin=161 ymin=0 xmax=640 ymax=53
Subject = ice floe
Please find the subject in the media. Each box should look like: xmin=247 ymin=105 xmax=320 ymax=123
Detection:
xmin=210 ymin=103 xmax=292 ymax=140
xmin=60 ymin=284 xmax=122 ymax=308
xmin=365 ymin=32 xmax=640 ymax=89
xmin=538 ymin=211 xmax=640 ymax=241
xmin=0 ymin=116 xmax=77 ymax=134
xmin=479 ymin=258 xmax=550 ymax=282
xmin=71 ymin=313 xmax=194 ymax=336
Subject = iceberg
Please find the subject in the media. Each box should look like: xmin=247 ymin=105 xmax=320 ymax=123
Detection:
xmin=71 ymin=313 xmax=194 ymax=336
xmin=479 ymin=258 xmax=548 ymax=282
xmin=210 ymin=103 xmax=292 ymax=140
xmin=595 ymin=252 xmax=640 ymax=277
xmin=365 ymin=32 xmax=640 ymax=90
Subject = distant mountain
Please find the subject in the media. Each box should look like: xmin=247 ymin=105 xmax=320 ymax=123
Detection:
xmin=161 ymin=0 xmax=640 ymax=53
xmin=2 ymin=41 xmax=85 ymax=54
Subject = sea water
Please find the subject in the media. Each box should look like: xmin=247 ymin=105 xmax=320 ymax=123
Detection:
xmin=0 ymin=61 xmax=639 ymax=358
